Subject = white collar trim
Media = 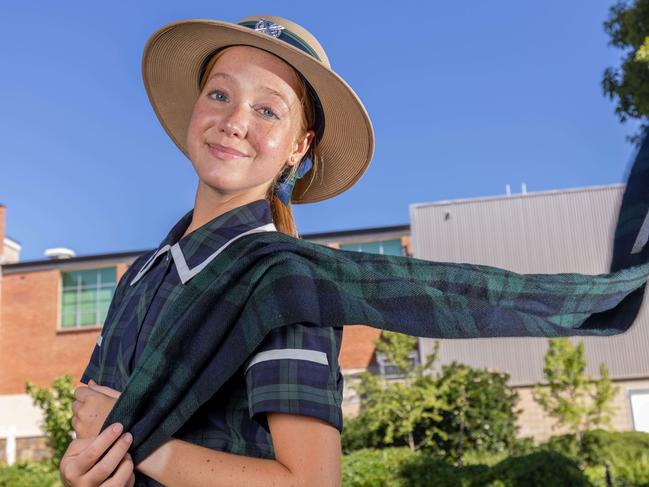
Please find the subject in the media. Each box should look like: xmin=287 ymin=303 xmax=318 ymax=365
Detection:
xmin=130 ymin=222 xmax=277 ymax=286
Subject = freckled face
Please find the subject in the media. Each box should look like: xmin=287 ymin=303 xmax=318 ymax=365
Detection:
xmin=186 ymin=46 xmax=309 ymax=199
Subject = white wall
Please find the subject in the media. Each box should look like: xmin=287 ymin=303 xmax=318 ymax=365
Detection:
xmin=0 ymin=394 xmax=44 ymax=438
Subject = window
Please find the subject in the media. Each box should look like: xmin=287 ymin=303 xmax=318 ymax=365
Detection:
xmin=630 ymin=389 xmax=649 ymax=432
xmin=340 ymin=238 xmax=405 ymax=256
xmin=375 ymin=351 xmax=420 ymax=379
xmin=61 ymin=268 xmax=116 ymax=328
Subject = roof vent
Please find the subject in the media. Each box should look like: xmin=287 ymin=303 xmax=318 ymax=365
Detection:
xmin=44 ymin=247 xmax=76 ymax=260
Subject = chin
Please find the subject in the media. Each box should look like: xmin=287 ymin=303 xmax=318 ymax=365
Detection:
xmin=200 ymin=178 xmax=242 ymax=193
xmin=198 ymin=175 xmax=259 ymax=196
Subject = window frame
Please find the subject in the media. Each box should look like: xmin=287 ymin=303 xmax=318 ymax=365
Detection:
xmin=628 ymin=388 xmax=649 ymax=433
xmin=58 ymin=266 xmax=117 ymax=330
xmin=339 ymin=238 xmax=406 ymax=256
xmin=375 ymin=350 xmax=421 ymax=379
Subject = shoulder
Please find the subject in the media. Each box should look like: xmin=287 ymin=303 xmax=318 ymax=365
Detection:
xmin=228 ymin=231 xmax=340 ymax=270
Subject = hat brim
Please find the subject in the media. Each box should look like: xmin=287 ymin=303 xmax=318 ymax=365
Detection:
xmin=142 ymin=19 xmax=375 ymax=204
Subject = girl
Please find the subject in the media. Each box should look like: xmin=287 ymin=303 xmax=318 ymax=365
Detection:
xmin=63 ymin=15 xmax=369 ymax=487
xmin=62 ymin=14 xmax=649 ymax=487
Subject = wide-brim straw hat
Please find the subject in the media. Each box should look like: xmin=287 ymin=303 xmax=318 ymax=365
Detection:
xmin=142 ymin=15 xmax=375 ymax=204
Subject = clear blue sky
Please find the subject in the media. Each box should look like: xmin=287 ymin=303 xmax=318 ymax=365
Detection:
xmin=1 ymin=0 xmax=641 ymax=261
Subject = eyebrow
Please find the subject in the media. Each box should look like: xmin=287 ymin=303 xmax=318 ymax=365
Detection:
xmin=207 ymin=72 xmax=292 ymax=109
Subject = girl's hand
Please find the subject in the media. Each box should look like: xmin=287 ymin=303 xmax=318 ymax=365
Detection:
xmin=72 ymin=380 xmax=121 ymax=439
xmin=60 ymin=422 xmax=135 ymax=487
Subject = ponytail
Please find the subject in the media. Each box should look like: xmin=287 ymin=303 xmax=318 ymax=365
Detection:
xmin=270 ymin=194 xmax=299 ymax=238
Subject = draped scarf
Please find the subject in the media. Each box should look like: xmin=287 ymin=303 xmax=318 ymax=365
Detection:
xmin=96 ymin=132 xmax=649 ymax=467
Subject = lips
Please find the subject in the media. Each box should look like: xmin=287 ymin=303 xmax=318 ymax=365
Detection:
xmin=207 ymin=143 xmax=249 ymax=160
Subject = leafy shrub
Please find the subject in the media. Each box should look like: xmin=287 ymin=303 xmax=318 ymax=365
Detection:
xmin=541 ymin=430 xmax=649 ymax=486
xmin=342 ymin=447 xmax=414 ymax=486
xmin=343 ymin=338 xmax=520 ymax=463
xmin=0 ymin=461 xmax=62 ymax=487
xmin=461 ymin=449 xmax=509 ymax=467
xmin=477 ymin=451 xmax=592 ymax=487
xmin=341 ymin=412 xmax=392 ymax=454
xmin=25 ymin=374 xmax=75 ymax=466
xmin=508 ymin=436 xmax=536 ymax=457
xmin=581 ymin=430 xmax=649 ymax=486
xmin=398 ymin=452 xmax=487 ymax=487
xmin=435 ymin=362 xmax=520 ymax=462
xmin=345 ymin=336 xmax=448 ymax=453
xmin=342 ymin=447 xmax=592 ymax=486
xmin=540 ymin=433 xmax=580 ymax=460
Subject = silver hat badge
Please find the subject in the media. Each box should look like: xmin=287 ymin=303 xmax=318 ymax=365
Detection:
xmin=254 ymin=19 xmax=285 ymax=38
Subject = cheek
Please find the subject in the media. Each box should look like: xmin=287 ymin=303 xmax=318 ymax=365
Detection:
xmin=251 ymin=124 xmax=293 ymax=163
xmin=186 ymin=105 xmax=207 ymax=150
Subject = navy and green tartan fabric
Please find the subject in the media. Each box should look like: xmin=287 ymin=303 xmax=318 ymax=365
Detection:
xmin=100 ymin=132 xmax=649 ymax=468
xmin=81 ymin=200 xmax=344 ymax=482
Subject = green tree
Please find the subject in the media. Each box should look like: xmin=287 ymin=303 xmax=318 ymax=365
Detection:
xmin=25 ymin=375 xmax=75 ymax=467
xmin=436 ymin=362 xmax=520 ymax=464
xmin=602 ymin=0 xmax=649 ymax=143
xmin=533 ymin=338 xmax=619 ymax=446
xmin=342 ymin=332 xmax=521 ymax=460
xmin=634 ymin=36 xmax=649 ymax=62
xmin=343 ymin=332 xmax=448 ymax=452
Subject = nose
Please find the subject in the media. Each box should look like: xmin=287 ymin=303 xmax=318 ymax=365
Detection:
xmin=220 ymin=103 xmax=249 ymax=139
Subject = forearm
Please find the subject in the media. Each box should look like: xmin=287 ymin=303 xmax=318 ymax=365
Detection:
xmin=135 ymin=438 xmax=302 ymax=487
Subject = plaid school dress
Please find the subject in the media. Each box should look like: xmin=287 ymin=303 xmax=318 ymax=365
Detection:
xmin=81 ymin=199 xmax=344 ymax=485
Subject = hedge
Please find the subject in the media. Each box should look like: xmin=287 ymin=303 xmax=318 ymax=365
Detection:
xmin=342 ymin=448 xmax=591 ymax=486
xmin=0 ymin=461 xmax=61 ymax=487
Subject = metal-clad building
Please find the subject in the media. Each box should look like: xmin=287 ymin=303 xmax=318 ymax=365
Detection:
xmin=410 ymin=184 xmax=649 ymax=439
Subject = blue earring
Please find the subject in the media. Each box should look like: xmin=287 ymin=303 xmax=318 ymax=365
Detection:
xmin=275 ymin=157 xmax=314 ymax=206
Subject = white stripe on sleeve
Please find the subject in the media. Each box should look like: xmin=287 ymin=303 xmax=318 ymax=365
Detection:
xmin=244 ymin=348 xmax=329 ymax=374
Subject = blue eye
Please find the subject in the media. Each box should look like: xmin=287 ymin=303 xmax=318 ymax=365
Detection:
xmin=259 ymin=107 xmax=279 ymax=120
xmin=208 ymin=90 xmax=228 ymax=102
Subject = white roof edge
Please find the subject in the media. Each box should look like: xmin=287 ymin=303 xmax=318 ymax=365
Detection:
xmin=409 ymin=182 xmax=625 ymax=210
xmin=4 ymin=237 xmax=21 ymax=251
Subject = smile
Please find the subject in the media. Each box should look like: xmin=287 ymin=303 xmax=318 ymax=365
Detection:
xmin=207 ymin=143 xmax=249 ymax=160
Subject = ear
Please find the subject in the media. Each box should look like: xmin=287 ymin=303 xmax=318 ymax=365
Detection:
xmin=289 ymin=129 xmax=315 ymax=167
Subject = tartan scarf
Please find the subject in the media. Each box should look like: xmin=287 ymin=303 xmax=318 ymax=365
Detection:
xmin=102 ymin=132 xmax=649 ymax=466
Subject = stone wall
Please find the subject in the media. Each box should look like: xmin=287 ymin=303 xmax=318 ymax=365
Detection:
xmin=0 ymin=435 xmax=54 ymax=465
xmin=16 ymin=436 xmax=53 ymax=462
xmin=515 ymin=378 xmax=649 ymax=442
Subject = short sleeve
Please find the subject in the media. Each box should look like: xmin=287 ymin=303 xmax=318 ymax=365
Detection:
xmin=244 ymin=322 xmax=344 ymax=434
xmin=80 ymin=339 xmax=102 ymax=384
xmin=80 ymin=251 xmax=151 ymax=385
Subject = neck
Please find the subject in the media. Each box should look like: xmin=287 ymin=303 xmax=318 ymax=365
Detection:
xmin=182 ymin=180 xmax=268 ymax=239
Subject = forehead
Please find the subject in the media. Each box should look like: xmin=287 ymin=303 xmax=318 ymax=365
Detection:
xmin=207 ymin=46 xmax=302 ymax=101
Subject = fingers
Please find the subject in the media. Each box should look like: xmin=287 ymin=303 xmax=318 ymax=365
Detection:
xmin=71 ymin=405 xmax=94 ymax=439
xmin=74 ymin=423 xmax=126 ymax=475
xmin=61 ymin=436 xmax=94 ymax=458
xmin=100 ymin=453 xmax=134 ymax=487
xmin=87 ymin=430 xmax=133 ymax=485
xmin=72 ymin=386 xmax=119 ymax=439
xmin=74 ymin=386 xmax=92 ymax=402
